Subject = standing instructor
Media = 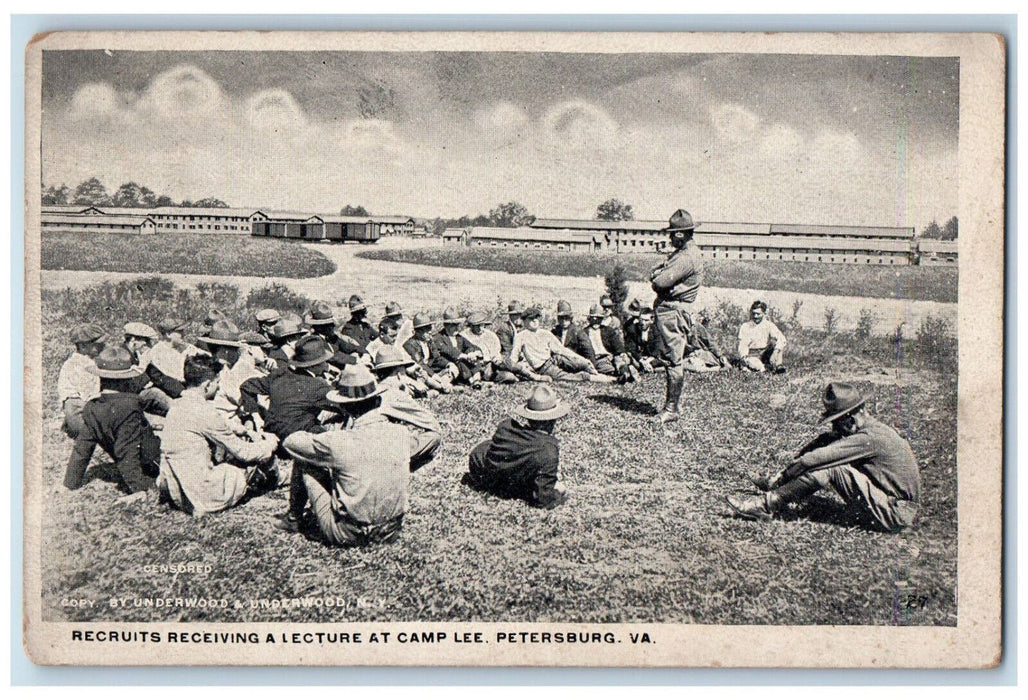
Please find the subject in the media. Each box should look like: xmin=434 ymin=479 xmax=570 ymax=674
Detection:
xmin=650 ymin=209 xmax=703 ymax=423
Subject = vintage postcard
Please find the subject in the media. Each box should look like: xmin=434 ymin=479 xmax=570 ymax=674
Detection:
xmin=23 ymin=30 xmax=1004 ymax=667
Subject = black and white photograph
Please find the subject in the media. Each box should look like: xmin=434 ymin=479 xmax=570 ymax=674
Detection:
xmin=22 ymin=30 xmax=1004 ymax=667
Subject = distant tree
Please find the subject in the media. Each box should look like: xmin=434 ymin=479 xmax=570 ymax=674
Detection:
xmin=112 ymin=182 xmax=158 ymax=208
xmin=431 ymin=218 xmax=447 ymax=236
xmin=155 ymin=195 xmax=176 ymax=207
xmin=179 ymin=200 xmax=194 ymax=208
xmin=72 ymin=177 xmax=112 ymax=206
xmin=489 ymin=201 xmax=534 ymax=228
xmin=943 ymin=216 xmax=958 ymax=241
xmin=193 ymin=197 xmax=229 ymax=208
xmin=596 ymin=198 xmax=634 ymax=221
xmin=41 ymin=183 xmax=71 ymax=206
xmin=340 ymin=204 xmax=370 ymax=216
xmin=604 ymin=262 xmax=630 ymax=315
xmin=921 ymin=220 xmax=943 ymax=239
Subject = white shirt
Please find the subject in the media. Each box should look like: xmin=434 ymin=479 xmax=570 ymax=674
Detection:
xmin=460 ymin=328 xmax=502 ymax=362
xmin=738 ymin=320 xmax=787 ymax=357
xmin=57 ymin=352 xmax=100 ymax=404
xmin=587 ymin=327 xmax=609 ymax=358
xmin=149 ymin=340 xmax=204 ymax=382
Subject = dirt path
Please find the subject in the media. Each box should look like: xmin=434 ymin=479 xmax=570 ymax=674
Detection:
xmin=41 ymin=238 xmax=956 ymax=336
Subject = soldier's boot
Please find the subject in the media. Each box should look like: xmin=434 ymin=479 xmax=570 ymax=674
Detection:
xmin=727 ymin=473 xmax=822 ymax=521
xmin=659 ymin=366 xmax=685 ymax=422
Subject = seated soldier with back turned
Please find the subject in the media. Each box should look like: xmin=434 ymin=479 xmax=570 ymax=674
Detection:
xmin=466 ymin=384 xmax=570 ymax=509
xmin=280 ymin=365 xmax=411 ymax=547
xmin=63 ymin=345 xmax=161 ymax=501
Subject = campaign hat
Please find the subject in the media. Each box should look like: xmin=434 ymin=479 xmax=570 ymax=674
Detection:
xmin=384 ymin=301 xmax=404 ymax=318
xmin=268 ymin=317 xmax=306 ymax=341
xmin=255 ymin=308 xmax=281 ymax=325
xmin=665 ymin=208 xmax=698 ymax=233
xmin=123 ymin=322 xmax=160 ymax=340
xmin=70 ymin=323 xmax=107 ymax=345
xmin=556 ymin=300 xmax=573 ymax=318
xmin=442 ymin=307 xmax=465 ymax=325
xmin=327 ymin=365 xmax=388 ymax=403
xmin=198 ymin=320 xmax=243 ymax=348
xmin=373 ymin=345 xmax=416 ymax=372
xmin=517 ymin=384 xmax=570 ymax=421
xmin=507 ymin=300 xmax=525 ymax=316
xmin=348 ymin=294 xmax=367 ymax=313
xmin=521 ymin=306 xmax=543 ymax=321
xmin=87 ymin=345 xmax=144 ymax=379
xmin=157 ymin=317 xmax=188 ymax=335
xmin=239 ymin=331 xmax=272 ymax=348
xmin=819 ymin=382 xmax=867 ymax=424
xmin=587 ymin=303 xmax=606 ymax=319
xmin=304 ymin=300 xmax=338 ymax=326
xmin=290 ymin=336 xmax=334 ymax=369
xmin=466 ymin=311 xmax=490 ymax=327
xmin=204 ymin=309 xmax=228 ymax=327
xmin=412 ymin=312 xmax=434 ymax=330
xmin=626 ymin=298 xmax=643 ymax=316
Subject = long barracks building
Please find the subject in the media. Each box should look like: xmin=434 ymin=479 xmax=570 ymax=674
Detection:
xmin=509 ymin=218 xmax=946 ymax=266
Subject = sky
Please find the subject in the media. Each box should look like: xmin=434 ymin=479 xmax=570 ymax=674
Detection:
xmin=41 ymin=50 xmax=959 ymax=227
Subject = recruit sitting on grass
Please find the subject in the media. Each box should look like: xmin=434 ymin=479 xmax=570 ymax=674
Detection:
xmin=622 ymin=302 xmax=666 ymax=373
xmin=124 ymin=321 xmax=184 ymax=416
xmin=157 ymin=355 xmax=280 ymax=518
xmin=372 ymin=344 xmax=436 ymax=398
xmin=649 ymin=208 xmax=704 ymax=423
xmin=432 ymin=307 xmax=488 ymax=389
xmin=63 ymin=345 xmax=161 ymax=500
xmin=57 ymin=323 xmax=105 ymax=439
xmin=460 ymin=311 xmax=518 ymax=384
xmin=199 ymin=320 xmax=266 ymax=435
xmin=403 ymin=313 xmax=456 ymax=393
xmin=573 ymin=303 xmax=639 ymax=383
xmin=726 ymin=382 xmax=921 ymax=532
xmin=737 ymin=300 xmax=787 ymax=373
xmin=280 ymin=365 xmax=411 ymax=547
xmin=466 ymin=384 xmax=569 ymax=509
xmin=509 ymin=307 xmax=612 ymax=383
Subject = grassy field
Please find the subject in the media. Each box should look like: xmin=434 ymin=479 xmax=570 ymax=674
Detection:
xmin=356 ymin=247 xmax=958 ymax=304
xmin=41 ymin=232 xmax=337 ymax=278
xmin=39 ymin=279 xmax=957 ymax=625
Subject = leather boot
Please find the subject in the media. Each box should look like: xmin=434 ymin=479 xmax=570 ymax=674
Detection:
xmin=659 ymin=366 xmax=685 ymax=422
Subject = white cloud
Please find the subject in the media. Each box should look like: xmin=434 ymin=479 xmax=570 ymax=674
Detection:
xmin=246 ymin=89 xmax=308 ymax=133
xmin=541 ymin=100 xmax=620 ymax=150
xmin=710 ymin=104 xmax=760 ymax=144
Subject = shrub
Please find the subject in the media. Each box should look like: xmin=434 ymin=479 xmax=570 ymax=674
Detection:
xmin=245 ymin=283 xmax=312 ymax=313
xmin=604 ymin=262 xmax=630 ymax=314
xmin=914 ymin=316 xmax=958 ymax=373
xmin=710 ymin=300 xmax=746 ymax=335
xmin=823 ymin=307 xmax=839 ymax=334
xmin=856 ymin=307 xmax=877 ymax=340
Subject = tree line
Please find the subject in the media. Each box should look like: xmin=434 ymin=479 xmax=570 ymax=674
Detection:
xmin=42 ymin=178 xmax=229 ymax=209
xmin=920 ymin=217 xmax=958 ymax=240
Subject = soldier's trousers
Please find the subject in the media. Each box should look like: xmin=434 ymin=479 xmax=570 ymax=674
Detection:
xmin=780 ymin=465 xmax=918 ymax=532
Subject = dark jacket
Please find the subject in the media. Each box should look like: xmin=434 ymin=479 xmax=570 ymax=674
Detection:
xmin=624 ymin=318 xmax=663 ymax=360
xmin=335 ymin=319 xmax=377 ymax=355
xmin=572 ymin=324 xmax=626 ymax=362
xmin=550 ymin=324 xmax=580 ymax=349
xmin=431 ymin=332 xmax=482 ymax=380
xmin=240 ymin=367 xmax=336 ymax=441
xmin=403 ymin=336 xmax=441 ymax=373
xmin=468 ymin=417 xmax=564 ymax=509
xmin=495 ymin=320 xmax=519 ymax=359
xmin=64 ymin=391 xmax=161 ymax=492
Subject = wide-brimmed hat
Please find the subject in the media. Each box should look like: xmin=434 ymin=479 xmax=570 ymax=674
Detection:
xmin=665 ymin=208 xmax=698 ymax=233
xmin=522 ymin=306 xmax=543 ymax=321
xmin=70 ymin=323 xmax=106 ymax=344
xmin=239 ymin=331 xmax=272 ymax=347
xmin=412 ymin=312 xmax=434 ymax=330
xmin=327 ymin=364 xmax=388 ymax=403
xmin=373 ymin=345 xmax=415 ymax=371
xmin=304 ymin=300 xmax=338 ymax=326
xmin=556 ymin=300 xmax=573 ymax=318
xmin=290 ymin=336 xmax=334 ymax=369
xmin=442 ymin=307 xmax=465 ymax=325
xmin=255 ymin=308 xmax=281 ymax=325
xmin=507 ymin=300 xmax=525 ymax=316
xmin=599 ymin=295 xmax=614 ymax=309
xmin=466 ymin=311 xmax=489 ymax=327
xmin=268 ymin=317 xmax=306 ymax=341
xmin=123 ymin=322 xmax=160 ymax=340
xmin=328 ymin=350 xmax=358 ymax=369
xmin=384 ymin=301 xmax=404 ymax=318
xmin=348 ymin=294 xmax=367 ymax=313
xmin=198 ymin=320 xmax=243 ymax=348
xmin=87 ymin=345 xmax=144 ymax=379
xmin=587 ymin=303 xmax=605 ymax=319
xmin=204 ymin=309 xmax=228 ymax=327
xmin=157 ymin=317 xmax=188 ymax=335
xmin=517 ymin=384 xmax=570 ymax=421
xmin=627 ymin=298 xmax=643 ymax=316
xmin=819 ymin=382 xmax=866 ymax=424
